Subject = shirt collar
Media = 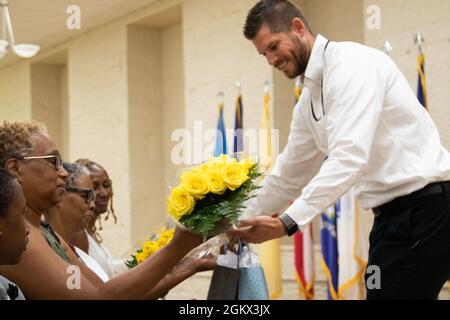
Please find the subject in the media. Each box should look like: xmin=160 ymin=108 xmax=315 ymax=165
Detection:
xmin=303 ymin=34 xmax=329 ymax=90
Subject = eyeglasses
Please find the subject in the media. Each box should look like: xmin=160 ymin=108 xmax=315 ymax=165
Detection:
xmin=66 ymin=187 xmax=96 ymax=204
xmin=17 ymin=154 xmax=63 ymax=171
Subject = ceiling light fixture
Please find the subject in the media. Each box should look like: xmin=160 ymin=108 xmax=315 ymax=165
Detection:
xmin=0 ymin=0 xmax=40 ymax=59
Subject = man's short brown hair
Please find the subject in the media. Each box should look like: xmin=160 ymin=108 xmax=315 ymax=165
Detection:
xmin=244 ymin=0 xmax=312 ymax=40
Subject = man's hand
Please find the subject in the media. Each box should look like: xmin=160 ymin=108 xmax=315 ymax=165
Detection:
xmin=227 ymin=215 xmax=287 ymax=244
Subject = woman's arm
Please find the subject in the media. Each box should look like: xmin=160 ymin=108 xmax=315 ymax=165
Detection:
xmin=144 ymin=255 xmax=216 ymax=299
xmin=0 ymin=226 xmax=202 ymax=299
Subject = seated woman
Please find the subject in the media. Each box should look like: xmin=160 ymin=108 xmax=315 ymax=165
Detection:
xmin=0 ymin=120 xmax=214 ymax=299
xmin=71 ymin=158 xmax=119 ymax=277
xmin=0 ymin=168 xmax=29 ymax=300
xmin=44 ymin=162 xmax=110 ymax=282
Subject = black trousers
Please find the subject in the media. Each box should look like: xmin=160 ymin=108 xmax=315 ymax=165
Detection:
xmin=365 ymin=181 xmax=450 ymax=300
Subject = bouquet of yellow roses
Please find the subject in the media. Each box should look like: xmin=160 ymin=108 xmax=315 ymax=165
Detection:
xmin=166 ymin=154 xmax=261 ymax=239
xmin=125 ymin=226 xmax=175 ymax=269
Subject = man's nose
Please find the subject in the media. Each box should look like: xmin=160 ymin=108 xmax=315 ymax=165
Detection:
xmin=267 ymin=53 xmax=277 ymax=66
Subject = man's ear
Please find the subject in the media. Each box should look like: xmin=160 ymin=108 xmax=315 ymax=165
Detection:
xmin=291 ymin=17 xmax=307 ymax=37
xmin=4 ymin=159 xmax=21 ymax=180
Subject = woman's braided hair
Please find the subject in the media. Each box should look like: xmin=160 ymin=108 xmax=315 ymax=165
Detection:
xmin=75 ymin=158 xmax=116 ymax=243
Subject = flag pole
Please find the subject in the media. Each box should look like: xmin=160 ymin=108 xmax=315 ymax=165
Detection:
xmin=235 ymin=81 xmax=241 ymax=95
xmin=414 ymin=32 xmax=424 ymax=54
xmin=217 ymin=90 xmax=225 ymax=105
xmin=382 ymin=40 xmax=392 ymax=56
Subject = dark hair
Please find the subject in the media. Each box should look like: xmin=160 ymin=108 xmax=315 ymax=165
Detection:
xmin=244 ymin=0 xmax=312 ymax=39
xmin=75 ymin=158 xmax=116 ymax=243
xmin=0 ymin=168 xmax=18 ymax=217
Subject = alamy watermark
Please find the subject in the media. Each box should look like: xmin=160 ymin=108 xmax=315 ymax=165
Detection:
xmin=66 ymin=5 xmax=81 ymax=30
xmin=366 ymin=5 xmax=381 ymax=30
xmin=366 ymin=264 xmax=381 ymax=290
xmin=170 ymin=121 xmax=280 ymax=165
xmin=66 ymin=265 xmax=81 ymax=290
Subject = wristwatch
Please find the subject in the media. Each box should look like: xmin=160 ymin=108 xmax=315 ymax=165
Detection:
xmin=278 ymin=213 xmax=298 ymax=236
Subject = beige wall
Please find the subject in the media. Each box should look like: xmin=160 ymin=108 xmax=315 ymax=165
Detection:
xmin=127 ymin=25 xmax=165 ymax=244
xmin=183 ymin=0 xmax=272 ymax=160
xmin=162 ymin=24 xmax=185 ymax=188
xmin=0 ymin=62 xmax=32 ymax=120
xmin=31 ymin=64 xmax=64 ymax=154
xmin=363 ymin=0 xmax=450 ymax=149
xmin=67 ymin=23 xmax=131 ymax=256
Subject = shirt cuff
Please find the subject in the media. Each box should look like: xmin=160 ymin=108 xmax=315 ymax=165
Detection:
xmin=284 ymin=198 xmax=318 ymax=232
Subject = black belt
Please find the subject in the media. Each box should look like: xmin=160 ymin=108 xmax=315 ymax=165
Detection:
xmin=372 ymin=181 xmax=450 ymax=217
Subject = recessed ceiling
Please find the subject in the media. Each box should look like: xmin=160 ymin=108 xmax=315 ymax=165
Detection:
xmin=0 ymin=0 xmax=161 ymax=69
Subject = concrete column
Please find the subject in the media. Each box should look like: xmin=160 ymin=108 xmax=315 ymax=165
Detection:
xmin=31 ymin=64 xmax=65 ymax=156
xmin=0 ymin=62 xmax=32 ymax=120
xmin=67 ymin=23 xmax=131 ymax=256
xmin=127 ymin=25 xmax=165 ymax=244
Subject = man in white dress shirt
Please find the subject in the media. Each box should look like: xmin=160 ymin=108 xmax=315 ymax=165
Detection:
xmin=229 ymin=0 xmax=450 ymax=299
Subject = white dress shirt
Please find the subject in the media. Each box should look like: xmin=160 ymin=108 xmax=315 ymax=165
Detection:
xmin=245 ymin=34 xmax=450 ymax=229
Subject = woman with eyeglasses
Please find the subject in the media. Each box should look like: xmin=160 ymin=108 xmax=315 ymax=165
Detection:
xmin=71 ymin=158 xmax=118 ymax=278
xmin=44 ymin=162 xmax=110 ymax=282
xmin=0 ymin=120 xmax=214 ymax=299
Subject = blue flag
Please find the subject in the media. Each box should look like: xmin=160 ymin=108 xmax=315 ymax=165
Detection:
xmin=417 ymin=53 xmax=428 ymax=109
xmin=321 ymin=203 xmax=339 ymax=300
xmin=214 ymin=102 xmax=228 ymax=157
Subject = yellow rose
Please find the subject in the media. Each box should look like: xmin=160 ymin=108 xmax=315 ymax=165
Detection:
xmin=136 ymin=251 xmax=149 ymax=264
xmin=157 ymin=232 xmax=174 ymax=246
xmin=239 ymin=158 xmax=256 ymax=175
xmin=207 ymin=168 xmax=227 ymax=194
xmin=222 ymin=161 xmax=249 ymax=191
xmin=166 ymin=187 xmax=195 ymax=221
xmin=180 ymin=171 xmax=210 ymax=200
xmin=142 ymin=241 xmax=158 ymax=255
xmin=207 ymin=155 xmax=229 ymax=172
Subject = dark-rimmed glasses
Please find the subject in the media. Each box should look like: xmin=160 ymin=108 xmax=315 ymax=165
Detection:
xmin=66 ymin=187 xmax=96 ymax=204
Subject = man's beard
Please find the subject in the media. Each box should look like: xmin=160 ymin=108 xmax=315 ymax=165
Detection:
xmin=288 ymin=35 xmax=309 ymax=78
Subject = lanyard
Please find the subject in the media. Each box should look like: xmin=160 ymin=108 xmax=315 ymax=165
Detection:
xmin=311 ymin=40 xmax=331 ymax=122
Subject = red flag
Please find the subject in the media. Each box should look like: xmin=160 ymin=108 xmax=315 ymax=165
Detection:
xmin=294 ymin=225 xmax=315 ymax=299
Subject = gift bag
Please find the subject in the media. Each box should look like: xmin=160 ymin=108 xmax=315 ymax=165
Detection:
xmin=207 ymin=248 xmax=240 ymax=300
xmin=237 ymin=242 xmax=270 ymax=300
xmin=207 ymin=241 xmax=269 ymax=300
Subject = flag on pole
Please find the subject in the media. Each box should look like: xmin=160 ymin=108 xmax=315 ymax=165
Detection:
xmin=213 ymin=92 xmax=228 ymax=157
xmin=257 ymin=81 xmax=282 ymax=300
xmin=336 ymin=188 xmax=368 ymax=300
xmin=261 ymin=84 xmax=272 ymax=169
xmin=294 ymin=227 xmax=315 ymax=299
xmin=320 ymin=205 xmax=339 ymax=300
xmin=294 ymin=76 xmax=303 ymax=101
xmin=233 ymin=86 xmax=244 ymax=155
xmin=417 ymin=52 xmax=428 ymax=110
xmin=292 ymin=77 xmax=315 ymax=300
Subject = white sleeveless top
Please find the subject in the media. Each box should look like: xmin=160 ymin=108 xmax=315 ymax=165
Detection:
xmin=74 ymin=246 xmax=110 ymax=283
xmin=85 ymin=230 xmax=115 ymax=277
